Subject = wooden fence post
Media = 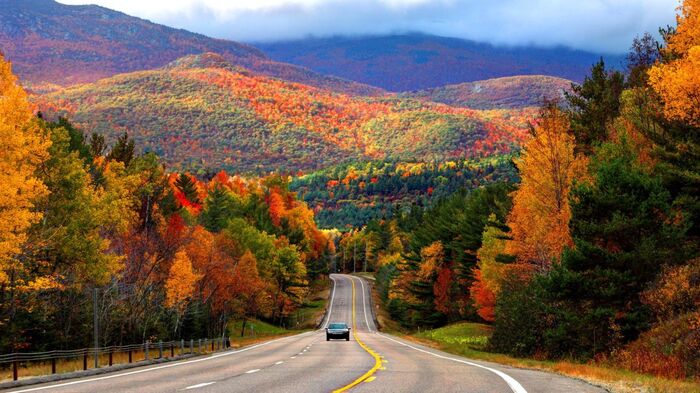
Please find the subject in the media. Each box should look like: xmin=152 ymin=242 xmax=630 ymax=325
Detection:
xmin=12 ymin=360 xmax=18 ymax=381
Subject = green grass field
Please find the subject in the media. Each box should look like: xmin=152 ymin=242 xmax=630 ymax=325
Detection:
xmin=414 ymin=322 xmax=491 ymax=351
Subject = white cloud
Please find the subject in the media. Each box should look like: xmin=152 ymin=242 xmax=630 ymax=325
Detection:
xmin=57 ymin=0 xmax=678 ymax=53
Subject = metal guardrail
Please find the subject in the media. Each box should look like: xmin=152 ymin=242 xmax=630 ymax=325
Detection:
xmin=0 ymin=337 xmax=229 ymax=381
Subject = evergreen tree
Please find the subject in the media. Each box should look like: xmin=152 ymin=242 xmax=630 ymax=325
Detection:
xmin=565 ymin=59 xmax=625 ymax=154
xmin=89 ymin=132 xmax=107 ymax=157
xmin=108 ymin=132 xmax=135 ymax=167
xmin=539 ymin=140 xmax=689 ymax=357
xmin=175 ymin=173 xmax=201 ymax=205
xmin=199 ymin=186 xmax=238 ymax=232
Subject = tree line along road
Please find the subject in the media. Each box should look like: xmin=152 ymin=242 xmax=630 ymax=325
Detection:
xmin=6 ymin=274 xmax=605 ymax=393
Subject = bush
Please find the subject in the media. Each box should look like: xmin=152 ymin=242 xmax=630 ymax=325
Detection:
xmin=489 ymin=269 xmax=546 ymax=357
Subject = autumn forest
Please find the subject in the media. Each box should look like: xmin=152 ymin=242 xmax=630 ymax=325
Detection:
xmin=1 ymin=0 xmax=699 ymax=390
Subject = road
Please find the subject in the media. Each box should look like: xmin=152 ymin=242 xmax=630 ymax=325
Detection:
xmin=6 ymin=274 xmax=605 ymax=393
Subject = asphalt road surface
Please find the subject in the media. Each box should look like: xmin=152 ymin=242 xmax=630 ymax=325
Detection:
xmin=6 ymin=274 xmax=605 ymax=393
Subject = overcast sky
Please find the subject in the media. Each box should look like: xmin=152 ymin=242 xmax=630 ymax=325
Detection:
xmin=58 ymin=0 xmax=678 ymax=54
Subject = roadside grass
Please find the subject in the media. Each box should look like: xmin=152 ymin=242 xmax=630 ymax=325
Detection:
xmin=408 ymin=322 xmax=700 ymax=393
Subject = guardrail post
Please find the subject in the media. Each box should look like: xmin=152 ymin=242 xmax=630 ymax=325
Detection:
xmin=158 ymin=341 xmax=163 ymax=359
xmin=52 ymin=357 xmax=56 ymax=374
xmin=170 ymin=342 xmax=174 ymax=357
xmin=189 ymin=339 xmax=193 ymax=354
xmin=83 ymin=351 xmax=88 ymax=370
xmin=210 ymin=339 xmax=214 ymax=351
xmin=109 ymin=349 xmax=113 ymax=366
xmin=128 ymin=349 xmax=132 ymax=363
xmin=12 ymin=360 xmax=18 ymax=381
xmin=144 ymin=342 xmax=149 ymax=360
xmin=180 ymin=339 xmax=184 ymax=355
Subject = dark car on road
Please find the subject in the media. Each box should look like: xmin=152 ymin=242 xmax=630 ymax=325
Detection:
xmin=326 ymin=323 xmax=351 ymax=341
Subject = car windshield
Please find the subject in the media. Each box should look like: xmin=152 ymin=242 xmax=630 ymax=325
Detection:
xmin=328 ymin=323 xmax=347 ymax=329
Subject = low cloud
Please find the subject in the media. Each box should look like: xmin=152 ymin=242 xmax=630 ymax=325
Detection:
xmin=59 ymin=0 xmax=678 ymax=53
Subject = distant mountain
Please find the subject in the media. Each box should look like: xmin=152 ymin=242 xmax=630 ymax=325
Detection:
xmin=405 ymin=75 xmax=573 ymax=109
xmin=37 ymin=53 xmax=533 ymax=173
xmin=255 ymin=34 xmax=626 ymax=92
xmin=0 ymin=0 xmax=381 ymax=95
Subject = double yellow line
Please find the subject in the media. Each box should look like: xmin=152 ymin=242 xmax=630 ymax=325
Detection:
xmin=332 ymin=277 xmax=383 ymax=392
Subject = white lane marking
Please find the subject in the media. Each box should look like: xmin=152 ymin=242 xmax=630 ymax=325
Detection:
xmin=377 ymin=333 xmax=527 ymax=393
xmin=291 ymin=356 xmax=297 ymax=359
xmin=8 ymin=331 xmax=315 ymax=393
xmin=184 ymin=382 xmax=215 ymax=390
xmin=356 ymin=276 xmax=373 ymax=332
xmin=323 ymin=275 xmax=338 ymax=328
xmin=275 ymin=361 xmax=284 ymax=365
xmin=245 ymin=369 xmax=260 ymax=374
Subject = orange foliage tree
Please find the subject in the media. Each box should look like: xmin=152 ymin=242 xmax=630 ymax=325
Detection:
xmin=469 ymin=270 xmax=496 ymax=322
xmin=506 ymin=103 xmax=587 ymax=268
xmin=649 ymin=0 xmax=700 ymax=126
xmin=0 ymin=55 xmax=49 ymax=284
xmin=165 ymin=249 xmax=202 ymax=334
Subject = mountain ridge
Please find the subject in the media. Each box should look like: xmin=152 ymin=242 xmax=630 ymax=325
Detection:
xmin=0 ymin=0 xmax=382 ymax=96
xmin=36 ymin=53 xmax=533 ymax=174
xmin=254 ymin=33 xmax=626 ymax=91
xmin=404 ymin=75 xmax=573 ymax=109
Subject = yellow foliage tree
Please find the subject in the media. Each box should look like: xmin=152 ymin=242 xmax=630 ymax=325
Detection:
xmin=506 ymin=104 xmax=587 ymax=268
xmin=0 ymin=55 xmax=49 ymax=284
xmin=475 ymin=215 xmax=509 ymax=294
xmin=418 ymin=241 xmax=444 ymax=280
xmin=649 ymin=0 xmax=700 ymax=126
xmin=165 ymin=250 xmax=201 ymax=313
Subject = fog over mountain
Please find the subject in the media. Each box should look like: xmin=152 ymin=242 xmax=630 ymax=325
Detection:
xmin=57 ymin=0 xmax=676 ymax=54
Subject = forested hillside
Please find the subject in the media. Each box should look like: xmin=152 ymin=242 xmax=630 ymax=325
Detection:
xmin=37 ymin=53 xmax=533 ymax=173
xmin=290 ymin=157 xmax=518 ymax=228
xmin=0 ymin=55 xmax=331 ymax=351
xmin=343 ymin=5 xmax=700 ymax=380
xmin=0 ymin=0 xmax=381 ymax=96
xmin=404 ymin=75 xmax=572 ymax=109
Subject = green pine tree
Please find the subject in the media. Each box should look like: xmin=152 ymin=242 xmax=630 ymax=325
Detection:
xmin=565 ymin=59 xmax=625 ymax=154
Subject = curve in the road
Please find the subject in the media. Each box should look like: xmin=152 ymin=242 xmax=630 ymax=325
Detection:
xmin=349 ymin=275 xmax=527 ymax=393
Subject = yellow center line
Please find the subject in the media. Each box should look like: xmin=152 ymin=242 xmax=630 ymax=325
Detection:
xmin=331 ymin=277 xmax=382 ymax=392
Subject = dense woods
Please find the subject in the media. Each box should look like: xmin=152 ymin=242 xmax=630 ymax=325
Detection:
xmin=343 ymin=1 xmax=700 ymax=380
xmin=1 ymin=0 xmax=698 ymax=387
xmin=0 ymin=59 xmax=332 ymax=352
xmin=290 ymin=158 xmax=518 ymax=228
